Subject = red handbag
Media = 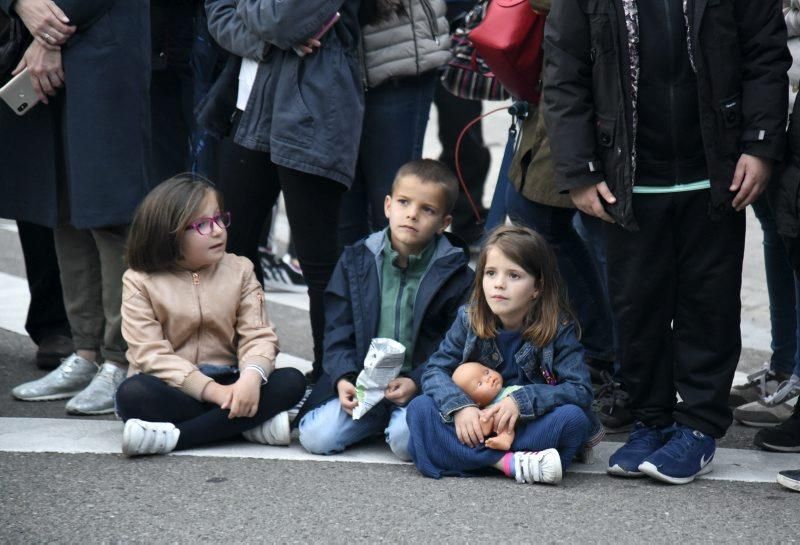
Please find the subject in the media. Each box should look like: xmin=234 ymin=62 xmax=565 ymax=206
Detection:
xmin=468 ymin=0 xmax=546 ymax=103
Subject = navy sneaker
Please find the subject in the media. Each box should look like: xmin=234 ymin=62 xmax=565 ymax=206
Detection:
xmin=607 ymin=422 xmax=667 ymax=477
xmin=638 ymin=424 xmax=715 ymax=484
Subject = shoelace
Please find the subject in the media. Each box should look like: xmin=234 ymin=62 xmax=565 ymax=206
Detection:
xmin=654 ymin=426 xmax=698 ymax=460
xmin=593 ymin=371 xmax=628 ymax=414
xmin=762 ymin=375 xmax=800 ymax=406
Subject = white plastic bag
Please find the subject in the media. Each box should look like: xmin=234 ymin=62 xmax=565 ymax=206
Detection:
xmin=352 ymin=338 xmax=406 ymax=420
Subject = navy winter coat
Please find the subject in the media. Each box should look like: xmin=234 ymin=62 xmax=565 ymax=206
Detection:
xmin=205 ymin=0 xmax=364 ymax=187
xmin=297 ymin=230 xmax=475 ymax=420
xmin=0 ymin=0 xmax=151 ymax=229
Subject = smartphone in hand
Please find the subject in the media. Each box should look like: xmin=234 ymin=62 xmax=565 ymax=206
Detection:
xmin=0 ymin=68 xmax=40 ymax=116
xmin=293 ymin=12 xmax=341 ymax=57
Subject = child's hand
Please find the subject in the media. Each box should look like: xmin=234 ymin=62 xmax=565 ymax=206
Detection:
xmin=481 ymin=396 xmax=519 ymax=434
xmin=384 ymin=377 xmax=418 ymax=406
xmin=454 ymin=406 xmax=484 ymax=448
xmin=337 ymin=378 xmax=358 ymax=415
xmin=223 ymin=371 xmax=262 ymax=419
xmin=202 ymin=382 xmax=234 ymax=409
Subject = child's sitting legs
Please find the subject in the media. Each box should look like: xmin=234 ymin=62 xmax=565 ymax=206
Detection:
xmin=298 ymin=397 xmax=411 ymax=460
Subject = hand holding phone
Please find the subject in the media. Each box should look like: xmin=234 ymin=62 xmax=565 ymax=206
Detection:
xmin=0 ymin=68 xmax=41 ymax=115
xmin=293 ymin=12 xmax=341 ymax=57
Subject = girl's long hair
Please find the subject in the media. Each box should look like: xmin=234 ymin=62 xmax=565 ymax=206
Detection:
xmin=126 ymin=173 xmax=223 ymax=273
xmin=468 ymin=225 xmax=576 ymax=347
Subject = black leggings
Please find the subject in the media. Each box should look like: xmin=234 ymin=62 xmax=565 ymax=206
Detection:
xmin=115 ymin=368 xmax=306 ymax=450
xmin=217 ymin=135 xmax=344 ymax=378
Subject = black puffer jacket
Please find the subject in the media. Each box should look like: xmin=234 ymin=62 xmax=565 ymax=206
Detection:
xmin=542 ymin=0 xmax=791 ymax=231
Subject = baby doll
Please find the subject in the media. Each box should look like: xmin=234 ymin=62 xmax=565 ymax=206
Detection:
xmin=452 ymin=362 xmax=522 ymax=450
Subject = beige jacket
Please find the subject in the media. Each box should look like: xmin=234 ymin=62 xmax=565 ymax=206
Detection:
xmin=121 ymin=253 xmax=279 ymax=401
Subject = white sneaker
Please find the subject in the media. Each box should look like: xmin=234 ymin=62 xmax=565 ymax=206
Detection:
xmin=513 ymin=449 xmax=563 ymax=484
xmin=66 ymin=363 xmax=126 ymax=415
xmin=122 ymin=419 xmax=180 ymax=456
xmin=242 ymin=411 xmax=291 ymax=446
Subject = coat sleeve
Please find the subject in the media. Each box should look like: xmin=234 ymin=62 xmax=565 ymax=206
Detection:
xmin=121 ymin=272 xmax=213 ymax=402
xmin=233 ymin=0 xmax=341 ymax=51
xmin=420 ymin=307 xmax=476 ymax=421
xmin=205 ymin=0 xmax=270 ymax=61
xmin=736 ymin=0 xmax=791 ymax=161
xmin=235 ymin=264 xmax=279 ymax=377
xmin=510 ymin=321 xmax=594 ymax=419
xmin=321 ymin=256 xmax=360 ymax=387
xmin=53 ymin=0 xmax=114 ymax=27
xmin=541 ymin=0 xmax=605 ymax=192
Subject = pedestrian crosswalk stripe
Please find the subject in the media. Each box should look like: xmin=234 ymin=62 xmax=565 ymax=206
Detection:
xmin=0 ymin=417 xmax=793 ymax=484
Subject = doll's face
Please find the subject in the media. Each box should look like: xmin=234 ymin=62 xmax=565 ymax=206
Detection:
xmin=452 ymin=362 xmax=504 ymax=407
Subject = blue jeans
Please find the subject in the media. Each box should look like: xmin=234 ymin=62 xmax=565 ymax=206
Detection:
xmin=338 ymin=72 xmax=438 ymax=246
xmin=752 ymin=196 xmax=800 ymax=376
xmin=297 ymin=397 xmax=412 ymax=460
xmin=505 ymin=184 xmax=615 ymax=361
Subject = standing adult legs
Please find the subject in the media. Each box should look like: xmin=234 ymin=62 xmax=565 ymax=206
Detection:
xmin=606 ymin=194 xmax=677 ymax=428
xmin=339 ymin=72 xmax=438 ymax=247
xmin=278 ymin=167 xmax=344 ymax=379
xmin=672 ymin=192 xmax=745 ymax=437
xmin=16 ymin=221 xmax=72 ymax=368
xmin=506 ymin=186 xmax=615 ymax=362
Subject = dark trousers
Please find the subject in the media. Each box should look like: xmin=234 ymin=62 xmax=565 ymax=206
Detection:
xmin=116 ymin=367 xmax=306 ymax=450
xmin=605 ymin=190 xmax=745 ymax=437
xmin=217 ymin=134 xmax=344 ymax=376
xmin=16 ymin=221 xmax=71 ymax=344
xmin=433 ymin=83 xmax=490 ymax=243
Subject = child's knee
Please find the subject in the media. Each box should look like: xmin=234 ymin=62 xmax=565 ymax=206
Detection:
xmin=385 ymin=418 xmax=411 ymax=461
xmin=297 ymin=410 xmax=343 ymax=455
xmin=556 ymin=404 xmax=590 ymax=435
xmin=406 ymin=394 xmax=437 ymax=420
xmin=114 ymin=375 xmax=152 ymax=418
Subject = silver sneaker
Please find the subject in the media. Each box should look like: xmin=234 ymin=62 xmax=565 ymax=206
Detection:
xmin=66 ymin=362 xmax=126 ymax=415
xmin=734 ymin=398 xmax=797 ymax=428
xmin=11 ymin=353 xmax=97 ymax=401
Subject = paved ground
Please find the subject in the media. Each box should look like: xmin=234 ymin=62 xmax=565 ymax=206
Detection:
xmin=1 ymin=108 xmax=798 ymax=543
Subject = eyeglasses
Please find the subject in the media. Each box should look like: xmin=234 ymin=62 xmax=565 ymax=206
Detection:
xmin=186 ymin=211 xmax=232 ymax=236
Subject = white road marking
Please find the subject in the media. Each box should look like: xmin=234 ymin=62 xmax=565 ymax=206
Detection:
xmin=0 ymin=417 xmax=793 ymax=483
xmin=0 ymin=271 xmax=29 ymax=336
xmin=0 ymin=220 xmax=18 ymax=233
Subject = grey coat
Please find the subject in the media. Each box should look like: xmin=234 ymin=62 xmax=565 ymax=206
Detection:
xmin=206 ymin=0 xmax=364 ymax=187
xmin=361 ymin=0 xmax=450 ymax=89
xmin=0 ymin=0 xmax=151 ymax=229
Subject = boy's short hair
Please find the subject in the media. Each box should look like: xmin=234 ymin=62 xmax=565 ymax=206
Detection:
xmin=392 ymin=159 xmax=459 ymax=214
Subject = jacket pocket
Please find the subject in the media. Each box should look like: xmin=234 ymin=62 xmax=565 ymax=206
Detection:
xmin=588 ymin=15 xmax=615 ymax=62
xmin=595 ymin=113 xmax=616 ymax=148
xmin=718 ymin=93 xmax=742 ymax=156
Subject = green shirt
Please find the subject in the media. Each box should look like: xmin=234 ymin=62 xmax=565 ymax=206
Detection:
xmin=376 ymin=230 xmax=436 ymax=372
xmin=490 ymin=385 xmax=523 ymax=406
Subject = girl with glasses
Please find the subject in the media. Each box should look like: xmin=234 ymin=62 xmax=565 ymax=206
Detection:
xmin=115 ymin=174 xmax=306 ymax=456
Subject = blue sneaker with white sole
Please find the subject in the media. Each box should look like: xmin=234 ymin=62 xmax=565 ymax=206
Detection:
xmin=638 ymin=424 xmax=715 ymax=484
xmin=607 ymin=422 xmax=668 ymax=477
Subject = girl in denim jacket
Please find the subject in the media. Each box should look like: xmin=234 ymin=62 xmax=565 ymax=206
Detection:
xmin=406 ymin=226 xmax=603 ymax=484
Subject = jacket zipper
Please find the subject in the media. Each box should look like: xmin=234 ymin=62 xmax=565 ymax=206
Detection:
xmin=256 ymin=290 xmax=264 ymax=326
xmin=408 ymin=0 xmax=421 ymax=76
xmin=664 ymin=0 xmax=679 ymax=183
xmin=192 ymin=272 xmax=202 ymax=364
xmin=419 ymin=0 xmax=440 ymax=46
xmin=394 ymin=269 xmax=408 ymax=341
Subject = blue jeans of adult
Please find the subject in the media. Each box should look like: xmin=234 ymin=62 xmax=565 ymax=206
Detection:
xmin=752 ymin=196 xmax=800 ymax=376
xmin=297 ymin=397 xmax=411 ymax=460
xmin=505 ymin=183 xmax=615 ymax=362
xmin=338 ymin=71 xmax=438 ymax=247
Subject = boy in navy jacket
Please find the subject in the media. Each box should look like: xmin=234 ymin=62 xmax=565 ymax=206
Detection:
xmin=297 ymin=159 xmax=475 ymax=460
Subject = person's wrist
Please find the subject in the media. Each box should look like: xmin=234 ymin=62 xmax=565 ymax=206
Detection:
xmin=242 ymin=365 xmax=268 ymax=385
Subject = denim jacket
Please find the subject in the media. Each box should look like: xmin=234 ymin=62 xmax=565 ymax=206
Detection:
xmin=422 ymin=305 xmax=604 ymax=444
